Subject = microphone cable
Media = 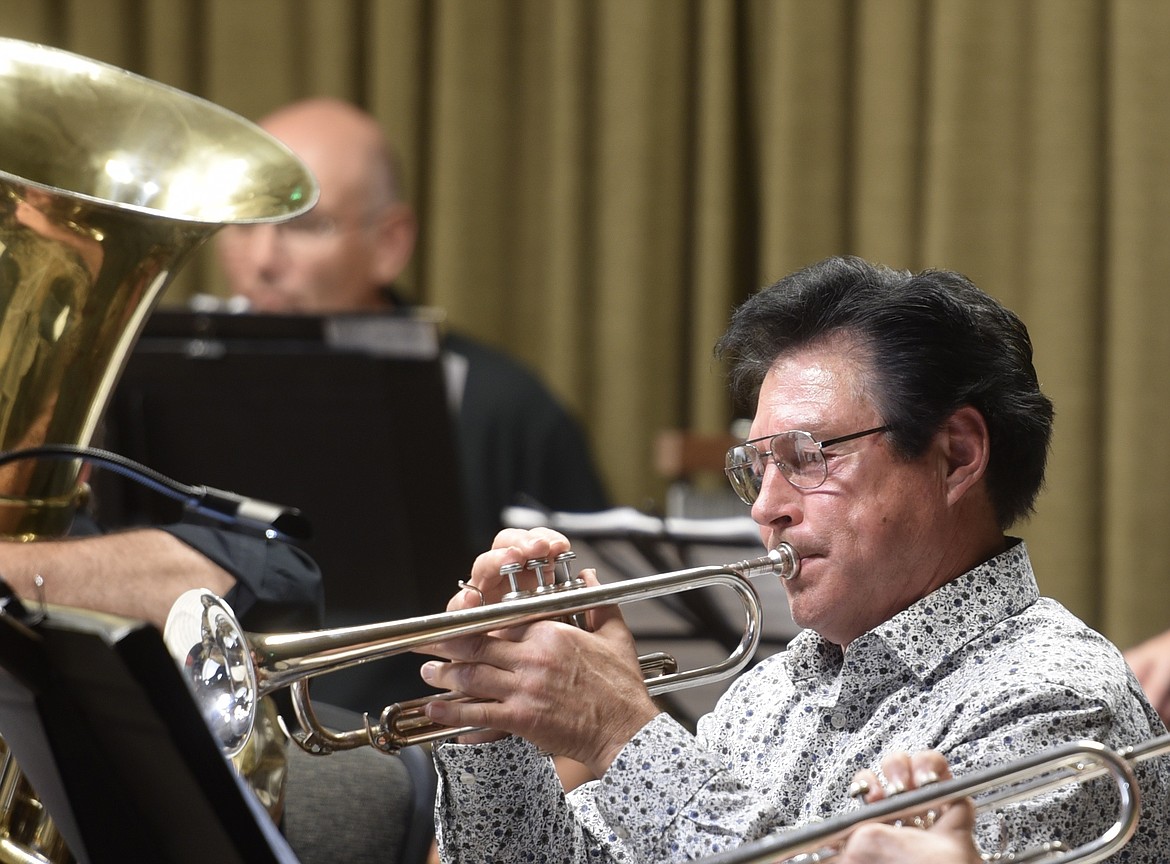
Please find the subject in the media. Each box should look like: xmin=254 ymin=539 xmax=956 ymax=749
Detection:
xmin=0 ymin=444 xmax=312 ymax=541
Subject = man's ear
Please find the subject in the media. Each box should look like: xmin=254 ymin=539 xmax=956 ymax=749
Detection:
xmin=371 ymin=203 xmax=417 ymax=285
xmin=941 ymin=405 xmax=990 ymax=506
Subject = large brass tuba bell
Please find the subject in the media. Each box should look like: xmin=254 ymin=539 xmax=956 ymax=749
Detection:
xmin=0 ymin=36 xmax=318 ymax=862
xmin=0 ymin=37 xmax=317 ymax=538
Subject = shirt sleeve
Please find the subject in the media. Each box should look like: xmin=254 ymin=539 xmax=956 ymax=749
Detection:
xmin=432 ymin=712 xmax=794 ymax=863
xmin=433 ymin=736 xmax=611 ymax=863
xmin=587 ymin=712 xmax=795 ymax=860
xmin=927 ymin=680 xmax=1168 ymax=858
xmin=161 ymin=523 xmax=325 ymax=632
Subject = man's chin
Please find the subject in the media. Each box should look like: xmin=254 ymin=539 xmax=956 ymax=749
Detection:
xmin=782 ymin=570 xmax=829 ymax=629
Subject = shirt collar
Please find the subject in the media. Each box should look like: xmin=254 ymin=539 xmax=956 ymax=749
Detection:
xmin=785 ymin=539 xmax=1038 ymax=682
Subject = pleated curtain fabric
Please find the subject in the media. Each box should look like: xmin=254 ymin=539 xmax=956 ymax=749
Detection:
xmin=7 ymin=0 xmax=1170 ymax=648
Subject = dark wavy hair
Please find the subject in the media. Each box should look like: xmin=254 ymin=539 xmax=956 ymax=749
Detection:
xmin=715 ymin=256 xmax=1054 ymax=529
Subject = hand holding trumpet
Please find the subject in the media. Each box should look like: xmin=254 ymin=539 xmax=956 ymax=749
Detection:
xmin=418 ymin=528 xmax=663 ymax=775
xmin=838 ymin=751 xmax=982 ymax=864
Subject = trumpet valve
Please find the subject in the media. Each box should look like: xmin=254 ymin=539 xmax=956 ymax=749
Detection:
xmin=551 ymin=551 xmax=590 ymax=627
xmin=501 ymin=554 xmax=584 ymax=601
xmin=500 ymin=562 xmax=524 ymax=600
xmin=552 ymin=551 xmax=582 ymax=589
xmin=526 ymin=557 xmax=554 ymax=592
xmin=500 ymin=559 xmax=554 ymax=600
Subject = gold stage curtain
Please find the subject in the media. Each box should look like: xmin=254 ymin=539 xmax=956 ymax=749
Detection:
xmin=5 ymin=0 xmax=1170 ymax=647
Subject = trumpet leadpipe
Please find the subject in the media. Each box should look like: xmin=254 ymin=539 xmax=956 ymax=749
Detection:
xmin=251 ymin=544 xmax=796 ymax=695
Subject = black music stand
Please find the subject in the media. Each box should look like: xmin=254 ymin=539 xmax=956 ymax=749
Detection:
xmin=0 ymin=596 xmax=297 ymax=863
xmin=97 ymin=310 xmax=471 ymax=713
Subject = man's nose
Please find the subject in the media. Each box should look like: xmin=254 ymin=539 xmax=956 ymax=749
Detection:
xmin=750 ymin=464 xmax=803 ymax=528
xmin=223 ymin=224 xmax=283 ymax=273
xmin=246 ymin=224 xmax=284 ymax=271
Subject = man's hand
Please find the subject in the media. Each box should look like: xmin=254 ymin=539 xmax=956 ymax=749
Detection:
xmin=839 ymin=750 xmax=982 ymax=864
xmin=1125 ymin=628 xmax=1170 ymax=725
xmin=418 ymin=528 xmax=661 ymax=776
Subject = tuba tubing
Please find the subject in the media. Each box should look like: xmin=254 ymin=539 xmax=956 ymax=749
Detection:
xmin=166 ymin=544 xmax=800 ymax=755
xmin=698 ymin=733 xmax=1170 ymax=864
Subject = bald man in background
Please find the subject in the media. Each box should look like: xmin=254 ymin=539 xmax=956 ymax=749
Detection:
xmin=216 ymin=98 xmax=609 ymax=553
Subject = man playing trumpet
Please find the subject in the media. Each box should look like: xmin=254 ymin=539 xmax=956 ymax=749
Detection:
xmin=420 ymin=256 xmax=1170 ymax=861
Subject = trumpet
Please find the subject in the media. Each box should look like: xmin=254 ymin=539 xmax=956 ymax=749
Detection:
xmin=699 ymin=733 xmax=1170 ymax=864
xmin=164 ymin=543 xmax=800 ymax=757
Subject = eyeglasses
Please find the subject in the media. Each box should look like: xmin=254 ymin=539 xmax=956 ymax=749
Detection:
xmin=279 ymin=212 xmax=345 ymax=238
xmin=724 ymin=425 xmax=891 ymax=505
xmin=230 ymin=211 xmax=373 ymax=241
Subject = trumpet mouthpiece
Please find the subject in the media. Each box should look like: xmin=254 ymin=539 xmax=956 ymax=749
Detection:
xmin=734 ymin=543 xmax=799 ymax=581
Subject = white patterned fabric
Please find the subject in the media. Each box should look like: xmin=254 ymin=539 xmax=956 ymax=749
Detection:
xmin=434 ymin=541 xmax=1170 ymax=863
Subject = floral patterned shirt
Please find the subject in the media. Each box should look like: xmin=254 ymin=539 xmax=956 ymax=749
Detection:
xmin=433 ymin=541 xmax=1170 ymax=862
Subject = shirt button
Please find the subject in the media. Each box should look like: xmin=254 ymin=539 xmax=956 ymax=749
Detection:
xmin=459 ymin=772 xmax=477 ymax=785
xmin=830 ymin=712 xmax=847 ymax=729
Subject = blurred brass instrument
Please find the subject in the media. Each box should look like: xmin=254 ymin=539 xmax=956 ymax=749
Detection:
xmin=165 ymin=544 xmax=800 ymax=756
xmin=700 ymin=734 xmax=1170 ymax=864
xmin=0 ymin=36 xmax=316 ymax=863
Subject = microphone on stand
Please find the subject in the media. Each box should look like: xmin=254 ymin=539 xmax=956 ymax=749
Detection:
xmin=188 ymin=484 xmax=312 ymax=541
xmin=0 ymin=445 xmax=312 ymax=542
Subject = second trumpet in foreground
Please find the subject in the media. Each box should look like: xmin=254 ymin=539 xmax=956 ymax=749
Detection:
xmin=698 ymin=733 xmax=1170 ymax=864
